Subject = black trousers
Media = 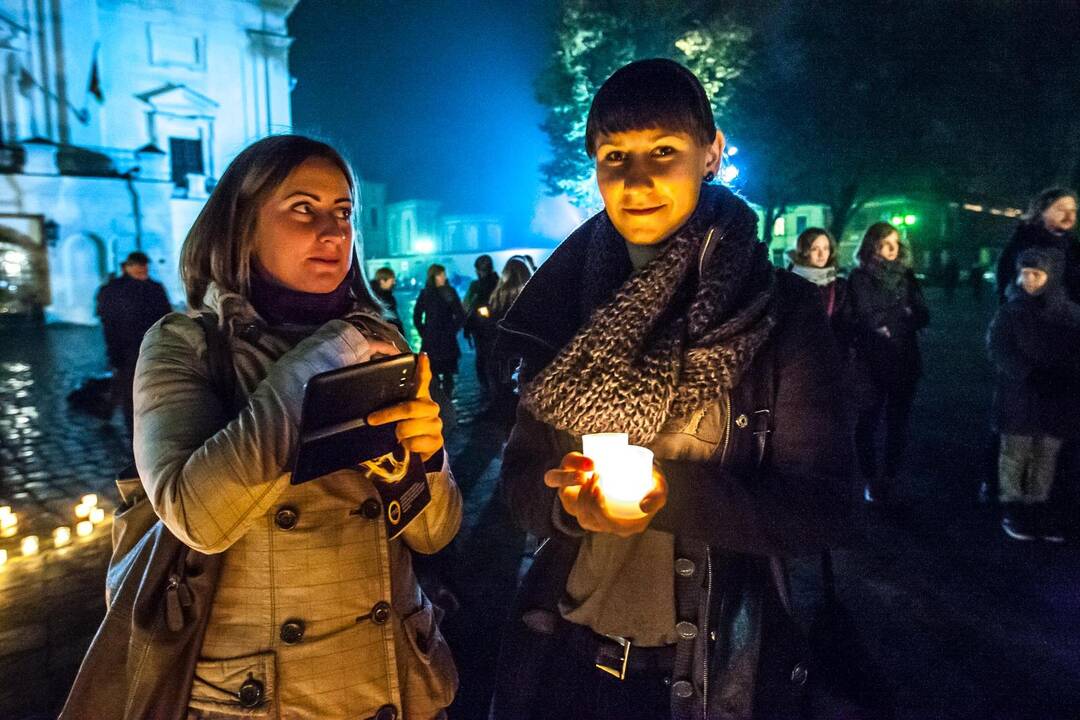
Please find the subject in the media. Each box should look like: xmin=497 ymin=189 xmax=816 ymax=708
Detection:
xmin=854 ymin=375 xmax=918 ymax=481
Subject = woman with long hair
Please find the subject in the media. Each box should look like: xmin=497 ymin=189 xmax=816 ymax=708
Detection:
xmin=845 ymin=222 xmax=930 ymax=505
xmin=788 ymin=226 xmax=848 ymax=325
xmin=413 ymin=263 xmax=465 ymax=398
xmin=127 ymin=135 xmax=460 ymax=718
xmin=478 ymin=256 xmax=533 ymax=412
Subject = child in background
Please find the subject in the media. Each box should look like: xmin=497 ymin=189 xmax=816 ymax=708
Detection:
xmin=988 ymin=247 xmax=1080 ymax=542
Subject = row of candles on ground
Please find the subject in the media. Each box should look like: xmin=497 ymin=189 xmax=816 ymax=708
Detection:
xmin=0 ymin=494 xmax=106 ymax=567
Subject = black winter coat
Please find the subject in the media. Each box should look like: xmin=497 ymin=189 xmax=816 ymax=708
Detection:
xmin=987 ymin=292 xmax=1080 ymax=438
xmin=95 ymin=274 xmax=172 ymax=371
xmin=996 ymin=223 xmax=1080 ymax=303
xmin=843 ymin=265 xmax=929 ymax=384
xmin=413 ymin=285 xmax=464 ymax=364
xmin=494 ymin=215 xmax=851 ymax=718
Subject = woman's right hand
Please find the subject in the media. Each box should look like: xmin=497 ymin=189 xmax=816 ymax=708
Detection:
xmin=544 ymin=452 xmax=667 ymax=537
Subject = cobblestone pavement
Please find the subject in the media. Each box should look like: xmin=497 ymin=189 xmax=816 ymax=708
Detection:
xmin=2 ymin=289 xmax=1080 ymax=719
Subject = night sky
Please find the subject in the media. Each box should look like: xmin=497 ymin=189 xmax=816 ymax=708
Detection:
xmin=288 ymin=0 xmax=560 ymax=244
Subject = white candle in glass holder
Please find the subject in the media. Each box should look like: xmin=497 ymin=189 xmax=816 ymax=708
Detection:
xmin=596 ymin=445 xmax=655 ymax=519
xmin=89 ymin=507 xmax=106 ymax=524
xmin=76 ymin=520 xmax=94 ymax=537
xmin=81 ymin=494 xmax=98 ymax=507
xmin=21 ymin=535 xmax=39 ymax=556
xmin=581 ymin=433 xmax=655 ymax=519
xmin=75 ymin=503 xmax=91 ymax=519
xmin=53 ymin=526 xmax=72 ymax=547
xmin=0 ymin=512 xmax=17 ymax=537
xmin=581 ymin=432 xmax=629 ymax=481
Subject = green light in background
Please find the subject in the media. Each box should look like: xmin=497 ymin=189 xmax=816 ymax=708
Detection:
xmin=891 ymin=215 xmax=904 ymax=226
xmin=904 ymin=214 xmax=917 ymax=225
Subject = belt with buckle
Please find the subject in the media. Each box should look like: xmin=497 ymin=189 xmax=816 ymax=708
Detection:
xmin=565 ymin=622 xmax=676 ymax=681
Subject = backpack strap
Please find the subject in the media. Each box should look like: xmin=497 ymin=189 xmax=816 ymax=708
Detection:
xmin=194 ymin=312 xmax=237 ymax=415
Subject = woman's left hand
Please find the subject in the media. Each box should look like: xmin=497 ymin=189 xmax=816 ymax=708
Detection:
xmin=367 ymin=353 xmax=444 ymax=462
xmin=553 ymin=465 xmax=668 ymax=538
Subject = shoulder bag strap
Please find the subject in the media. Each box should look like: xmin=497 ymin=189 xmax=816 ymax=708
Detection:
xmin=194 ymin=312 xmax=237 ymax=414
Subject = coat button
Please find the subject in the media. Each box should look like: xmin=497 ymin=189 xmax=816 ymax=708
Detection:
xmin=274 ymin=506 xmax=299 ymax=530
xmin=374 ymin=704 xmax=398 ymax=720
xmin=371 ymin=601 xmax=392 ymax=625
xmin=675 ymin=621 xmax=698 ymax=640
xmin=791 ymin=662 xmax=809 ymax=687
xmin=280 ymin=619 xmax=305 ymax=645
xmin=237 ymin=677 xmax=263 ymax=708
xmin=671 ymin=679 xmax=694 ymax=698
xmin=361 ymin=498 xmax=382 ymax=520
xmin=735 ymin=413 xmax=749 ymax=428
xmin=674 ymin=558 xmax=695 ymax=577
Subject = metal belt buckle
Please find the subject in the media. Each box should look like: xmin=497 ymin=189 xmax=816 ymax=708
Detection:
xmin=595 ymin=634 xmax=632 ymax=680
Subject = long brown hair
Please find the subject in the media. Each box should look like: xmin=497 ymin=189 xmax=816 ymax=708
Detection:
xmin=856 ymin=222 xmax=908 ymax=267
xmin=425 ymin=264 xmax=447 ymax=289
xmin=179 ymin=134 xmax=380 ymax=312
xmin=489 ymin=256 xmax=533 ymax=317
xmin=791 ymin=227 xmax=837 ymax=268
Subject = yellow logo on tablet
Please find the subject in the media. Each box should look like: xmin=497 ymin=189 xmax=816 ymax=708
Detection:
xmin=387 ymin=500 xmax=402 ymax=525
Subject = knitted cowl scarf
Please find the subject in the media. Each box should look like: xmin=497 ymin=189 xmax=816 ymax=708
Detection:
xmin=520 ymin=184 xmax=777 ymax=446
xmin=862 ymin=257 xmax=908 ymax=297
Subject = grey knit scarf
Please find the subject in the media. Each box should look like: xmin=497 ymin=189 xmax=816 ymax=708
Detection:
xmin=520 ymin=186 xmax=777 ymax=445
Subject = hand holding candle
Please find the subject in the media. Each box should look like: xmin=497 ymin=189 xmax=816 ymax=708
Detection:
xmin=545 ymin=444 xmax=667 ymax=537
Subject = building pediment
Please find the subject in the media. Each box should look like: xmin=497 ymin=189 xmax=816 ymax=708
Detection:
xmin=136 ymin=83 xmax=219 ymax=117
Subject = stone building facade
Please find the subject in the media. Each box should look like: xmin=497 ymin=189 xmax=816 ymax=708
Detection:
xmin=0 ymin=0 xmax=299 ymax=323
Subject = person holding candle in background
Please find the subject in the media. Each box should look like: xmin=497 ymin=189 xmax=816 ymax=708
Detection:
xmin=492 ymin=60 xmax=852 ymax=720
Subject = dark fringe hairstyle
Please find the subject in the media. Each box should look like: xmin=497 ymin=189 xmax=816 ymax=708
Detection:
xmin=585 ymin=58 xmax=716 ymax=157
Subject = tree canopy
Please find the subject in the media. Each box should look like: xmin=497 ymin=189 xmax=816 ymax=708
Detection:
xmin=537 ymin=0 xmax=1080 ymax=238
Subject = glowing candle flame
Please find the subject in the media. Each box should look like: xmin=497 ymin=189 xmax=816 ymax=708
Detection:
xmin=21 ymin=535 xmax=39 ymax=556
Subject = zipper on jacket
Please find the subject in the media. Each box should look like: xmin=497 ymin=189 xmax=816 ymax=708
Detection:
xmin=701 ymin=546 xmax=713 ymax=718
xmin=497 ymin=323 xmax=559 ymax=353
xmin=718 ymin=389 xmax=733 ymax=467
xmin=698 ymin=226 xmax=717 ymax=279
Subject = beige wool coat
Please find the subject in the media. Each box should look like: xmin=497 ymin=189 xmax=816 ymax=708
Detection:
xmin=133 ymin=285 xmax=462 ymax=719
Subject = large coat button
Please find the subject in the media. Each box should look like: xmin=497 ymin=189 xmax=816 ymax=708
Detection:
xmin=371 ymin=601 xmax=392 ymax=625
xmin=675 ymin=621 xmax=698 ymax=640
xmin=280 ymin=619 xmax=305 ymax=644
xmin=360 ymin=498 xmax=382 ymax=520
xmin=791 ymin=662 xmax=809 ymax=686
xmin=274 ymin=506 xmax=299 ymax=530
xmin=674 ymin=558 xmax=695 ymax=577
xmin=671 ymin=679 xmax=694 ymax=698
xmin=237 ymin=677 xmax=263 ymax=708
xmin=374 ymin=704 xmax=398 ymax=720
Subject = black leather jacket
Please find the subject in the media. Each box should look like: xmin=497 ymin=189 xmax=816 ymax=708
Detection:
xmin=493 ymin=215 xmax=851 ymax=719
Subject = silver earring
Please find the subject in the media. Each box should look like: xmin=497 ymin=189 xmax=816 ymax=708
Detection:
xmin=704 ymin=171 xmax=716 ymax=182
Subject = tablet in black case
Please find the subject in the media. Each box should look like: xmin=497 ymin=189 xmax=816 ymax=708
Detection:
xmin=291 ymin=353 xmax=419 ymax=485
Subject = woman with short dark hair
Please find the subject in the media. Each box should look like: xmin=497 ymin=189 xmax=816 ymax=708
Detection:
xmin=845 ymin=222 xmax=930 ymax=505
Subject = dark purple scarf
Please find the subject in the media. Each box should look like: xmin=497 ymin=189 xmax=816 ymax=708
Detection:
xmin=250 ymin=257 xmax=357 ymax=327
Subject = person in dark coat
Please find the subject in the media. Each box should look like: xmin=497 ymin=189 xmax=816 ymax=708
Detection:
xmin=95 ymin=251 xmax=172 ymax=433
xmin=478 ymin=256 xmax=532 ymax=414
xmin=414 ymin=263 xmax=465 ymax=397
xmin=988 ymin=247 xmax=1080 ymax=542
xmin=462 ymin=254 xmax=498 ymax=384
xmin=996 ymin=187 xmax=1079 ymax=303
xmin=491 ymin=59 xmax=854 ymax=720
xmin=370 ymin=266 xmax=405 ymax=334
xmin=844 ymin=223 xmax=930 ymax=506
xmin=787 ymin=227 xmax=849 ymax=334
